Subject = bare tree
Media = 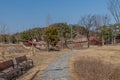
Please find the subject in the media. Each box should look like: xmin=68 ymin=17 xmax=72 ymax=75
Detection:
xmin=0 ymin=24 xmax=8 ymax=43
xmin=79 ymin=15 xmax=95 ymax=48
xmin=93 ymin=15 xmax=111 ymax=45
xmin=0 ymin=25 xmax=2 ymax=42
xmin=108 ymin=0 xmax=120 ymax=44
xmin=46 ymin=14 xmax=52 ymax=26
xmin=108 ymin=0 xmax=120 ymax=23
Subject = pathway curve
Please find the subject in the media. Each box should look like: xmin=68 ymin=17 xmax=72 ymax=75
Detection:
xmin=40 ymin=50 xmax=77 ymax=80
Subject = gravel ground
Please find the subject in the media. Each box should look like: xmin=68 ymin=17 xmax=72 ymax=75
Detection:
xmin=40 ymin=50 xmax=77 ymax=80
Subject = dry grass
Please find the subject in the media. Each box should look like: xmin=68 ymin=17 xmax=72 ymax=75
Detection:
xmin=70 ymin=45 xmax=120 ymax=80
xmin=74 ymin=57 xmax=120 ymax=80
xmin=17 ymin=49 xmax=70 ymax=80
xmin=0 ymin=44 xmax=70 ymax=80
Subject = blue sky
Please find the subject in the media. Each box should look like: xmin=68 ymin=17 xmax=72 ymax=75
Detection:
xmin=0 ymin=0 xmax=112 ymax=33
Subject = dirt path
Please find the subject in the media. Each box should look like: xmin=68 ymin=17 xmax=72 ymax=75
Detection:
xmin=40 ymin=50 xmax=77 ymax=80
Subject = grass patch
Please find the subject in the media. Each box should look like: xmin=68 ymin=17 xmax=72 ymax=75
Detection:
xmin=74 ymin=57 xmax=120 ymax=80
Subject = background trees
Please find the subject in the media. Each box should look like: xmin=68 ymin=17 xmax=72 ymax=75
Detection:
xmin=55 ymin=23 xmax=70 ymax=48
xmin=108 ymin=0 xmax=120 ymax=44
xmin=0 ymin=25 xmax=8 ymax=43
xmin=10 ymin=36 xmax=17 ymax=43
xmin=79 ymin=15 xmax=95 ymax=48
xmin=44 ymin=26 xmax=59 ymax=50
xmin=93 ymin=15 xmax=111 ymax=45
xmin=21 ymin=31 xmax=30 ymax=41
xmin=20 ymin=28 xmax=43 ymax=41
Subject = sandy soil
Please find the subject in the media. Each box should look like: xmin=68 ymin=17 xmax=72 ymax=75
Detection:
xmin=69 ymin=45 xmax=120 ymax=80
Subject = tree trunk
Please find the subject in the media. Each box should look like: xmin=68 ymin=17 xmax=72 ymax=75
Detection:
xmin=64 ymin=39 xmax=69 ymax=48
xmin=47 ymin=42 xmax=49 ymax=51
xmin=88 ymin=40 xmax=90 ymax=48
xmin=61 ymin=37 xmax=64 ymax=50
xmin=32 ymin=43 xmax=35 ymax=56
xmin=102 ymin=36 xmax=104 ymax=46
xmin=87 ymin=33 xmax=90 ymax=48
xmin=111 ymin=36 xmax=116 ymax=45
xmin=113 ymin=36 xmax=116 ymax=45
